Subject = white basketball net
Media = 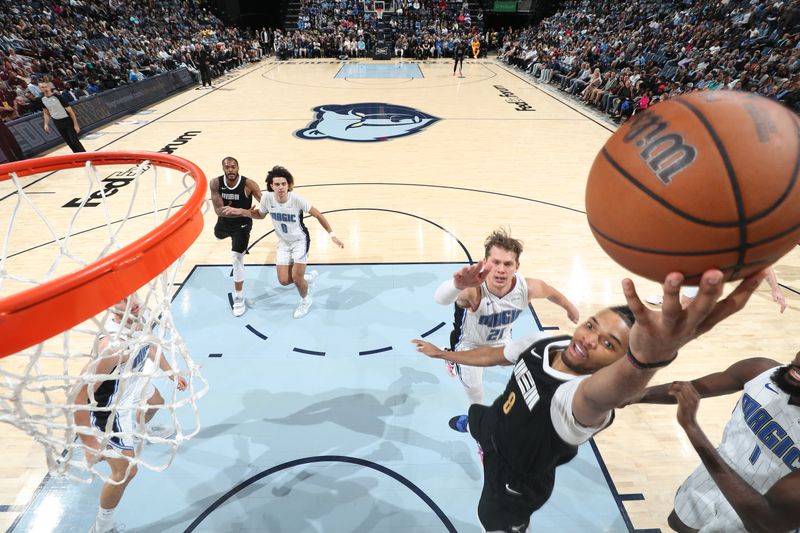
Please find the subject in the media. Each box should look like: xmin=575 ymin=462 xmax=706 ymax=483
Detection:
xmin=0 ymin=159 xmax=208 ymax=484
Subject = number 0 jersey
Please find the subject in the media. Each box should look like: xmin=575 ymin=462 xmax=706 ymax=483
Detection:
xmin=257 ymin=192 xmax=312 ymax=242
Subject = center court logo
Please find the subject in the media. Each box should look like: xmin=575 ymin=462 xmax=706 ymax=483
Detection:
xmin=295 ymin=103 xmax=440 ymax=142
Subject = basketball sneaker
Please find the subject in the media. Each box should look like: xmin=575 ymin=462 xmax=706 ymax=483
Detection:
xmin=146 ymin=424 xmax=175 ymax=440
xmin=293 ymin=297 xmax=312 ymax=319
xmin=448 ymin=415 xmax=469 ymax=433
xmin=645 ymin=295 xmax=663 ymax=306
xmin=232 ymin=296 xmax=246 ymax=317
xmin=445 ymin=360 xmax=458 ymax=377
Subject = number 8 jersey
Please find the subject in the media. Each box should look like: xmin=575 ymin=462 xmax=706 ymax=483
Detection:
xmin=257 ymin=192 xmax=312 ymax=242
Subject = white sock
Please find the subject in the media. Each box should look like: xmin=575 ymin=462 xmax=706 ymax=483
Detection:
xmin=301 ymin=296 xmax=309 ymax=303
xmin=95 ymin=507 xmax=115 ymax=532
xmin=234 ymin=290 xmax=243 ymax=300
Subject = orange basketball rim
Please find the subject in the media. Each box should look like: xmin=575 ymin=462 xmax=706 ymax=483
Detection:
xmin=0 ymin=152 xmax=207 ymax=358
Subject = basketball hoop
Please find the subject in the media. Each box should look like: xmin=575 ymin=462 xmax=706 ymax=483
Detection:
xmin=376 ymin=6 xmax=384 ymax=19
xmin=0 ymin=151 xmax=209 ymax=482
xmin=0 ymin=152 xmax=205 ymax=356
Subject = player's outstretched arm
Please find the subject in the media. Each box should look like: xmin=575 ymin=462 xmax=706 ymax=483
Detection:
xmin=571 ymin=269 xmax=766 ymax=428
xmin=635 ymin=357 xmax=779 ymax=404
xmin=434 ymin=261 xmax=491 ymax=308
xmin=671 ymin=381 xmax=800 ymax=533
xmin=527 ymin=278 xmax=579 ymax=323
xmin=308 ymin=207 xmax=344 ymax=248
xmin=411 ymin=339 xmax=510 ymax=367
xmin=765 ymin=267 xmax=786 ymax=313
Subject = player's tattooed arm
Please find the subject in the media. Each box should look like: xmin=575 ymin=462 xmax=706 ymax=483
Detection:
xmin=209 ymin=177 xmax=227 ymax=217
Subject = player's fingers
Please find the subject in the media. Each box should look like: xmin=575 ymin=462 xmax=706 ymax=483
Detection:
xmin=684 ymin=270 xmax=724 ymax=325
xmin=622 ymin=278 xmax=651 ymax=327
xmin=696 ymin=270 xmax=766 ymax=334
xmin=411 ymin=339 xmax=428 ymax=350
xmin=660 ymin=273 xmax=684 ymax=325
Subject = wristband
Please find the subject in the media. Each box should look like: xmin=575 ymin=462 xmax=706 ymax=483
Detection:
xmin=329 ymin=231 xmax=336 ymax=238
xmin=626 ymin=347 xmax=677 ymax=369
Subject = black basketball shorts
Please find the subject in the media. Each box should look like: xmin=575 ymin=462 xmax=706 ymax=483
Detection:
xmin=214 ymin=218 xmax=252 ymax=253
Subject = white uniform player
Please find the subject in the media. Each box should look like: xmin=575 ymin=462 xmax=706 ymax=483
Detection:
xmin=76 ymin=298 xmax=188 ymax=533
xmin=638 ymin=352 xmax=800 ymax=533
xmin=450 ymin=274 xmax=529 ymax=404
xmin=225 ymin=166 xmax=344 ymax=319
xmin=434 ymin=229 xmax=579 ymax=406
xmin=674 ymin=367 xmax=800 ymax=532
xmin=256 ymin=191 xmax=313 ymax=265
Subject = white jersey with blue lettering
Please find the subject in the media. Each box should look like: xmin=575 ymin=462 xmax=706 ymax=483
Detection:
xmin=451 ymin=274 xmax=529 ymax=351
xmin=674 ymin=366 xmax=800 ymax=532
xmin=718 ymin=366 xmax=799 ymax=488
xmin=257 ymin=192 xmax=312 ymax=243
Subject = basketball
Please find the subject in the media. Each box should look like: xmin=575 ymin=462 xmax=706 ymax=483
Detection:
xmin=585 ymin=91 xmax=800 ymax=284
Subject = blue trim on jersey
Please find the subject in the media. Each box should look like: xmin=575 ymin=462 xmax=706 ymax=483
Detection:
xmin=131 ymin=344 xmax=149 ymax=370
xmin=454 ymin=304 xmax=468 ymax=352
xmin=299 ymin=211 xmax=310 ymax=261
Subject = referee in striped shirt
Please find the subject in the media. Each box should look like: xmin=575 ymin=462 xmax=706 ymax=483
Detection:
xmin=38 ymin=82 xmax=85 ymax=152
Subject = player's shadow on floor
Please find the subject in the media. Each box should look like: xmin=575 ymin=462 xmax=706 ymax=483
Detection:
xmin=138 ymin=368 xmax=480 ymax=531
xmin=191 ymin=367 xmax=480 ymax=479
xmin=131 ymin=464 xmax=478 ymax=533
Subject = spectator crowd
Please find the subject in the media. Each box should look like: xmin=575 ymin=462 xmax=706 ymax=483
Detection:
xmin=498 ymin=0 xmax=800 ymax=123
xmin=0 ymin=0 xmax=262 ymax=122
xmin=271 ymin=0 xmax=490 ymax=60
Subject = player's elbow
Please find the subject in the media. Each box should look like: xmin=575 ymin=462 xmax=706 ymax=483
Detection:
xmin=433 ymin=293 xmax=451 ymax=305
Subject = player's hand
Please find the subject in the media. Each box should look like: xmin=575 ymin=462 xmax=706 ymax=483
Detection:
xmin=174 ymin=375 xmax=188 ymax=391
xmin=668 ymin=381 xmax=700 ymax=430
xmin=453 ymin=260 xmax=493 ymax=290
xmin=74 ymin=124 xmax=80 ymax=133
xmin=772 ymin=289 xmax=786 ymax=314
xmin=43 ymin=123 xmax=49 ymax=133
xmin=332 ymin=236 xmax=344 ymax=248
xmin=221 ymin=206 xmax=241 ymax=216
xmin=622 ymin=269 xmax=766 ymax=366
xmin=411 ymin=339 xmax=445 ymax=359
xmin=566 ymin=304 xmax=580 ymax=324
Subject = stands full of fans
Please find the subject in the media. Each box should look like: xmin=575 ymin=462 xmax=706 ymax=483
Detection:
xmin=498 ymin=0 xmax=799 ymax=122
xmin=272 ymin=0 xmax=488 ymax=60
xmin=0 ymin=0 xmax=263 ymax=121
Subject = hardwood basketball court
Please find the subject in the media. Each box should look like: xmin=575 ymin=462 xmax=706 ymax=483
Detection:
xmin=1 ymin=58 xmax=797 ymax=532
